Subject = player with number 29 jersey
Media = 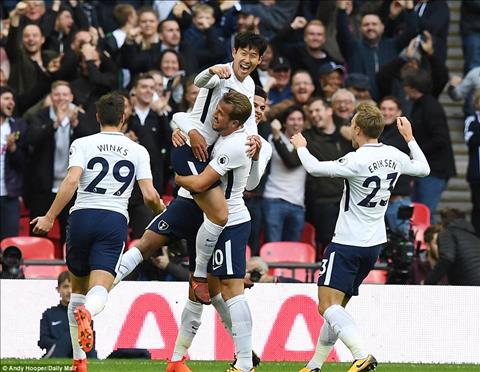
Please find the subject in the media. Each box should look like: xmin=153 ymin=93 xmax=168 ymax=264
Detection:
xmin=68 ymin=132 xmax=152 ymax=221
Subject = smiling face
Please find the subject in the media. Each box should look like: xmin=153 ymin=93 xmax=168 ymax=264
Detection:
xmin=291 ymin=72 xmax=315 ymax=104
xmin=212 ymin=100 xmax=235 ymax=134
xmin=160 ymin=51 xmax=180 ymax=78
xmin=253 ymin=94 xmax=267 ymax=124
xmin=304 ymin=23 xmax=325 ymax=50
xmin=284 ymin=110 xmax=304 ymax=137
xmin=332 ymin=90 xmax=355 ymax=120
xmin=22 ymin=24 xmax=44 ymax=55
xmin=308 ymin=99 xmax=333 ymax=131
xmin=51 ymin=84 xmax=73 ymax=111
xmin=380 ymin=99 xmax=401 ymax=125
xmin=232 ymin=47 xmax=262 ymax=81
xmin=134 ymin=77 xmax=155 ymax=106
xmin=361 ymin=14 xmax=384 ymax=43
xmin=139 ymin=11 xmax=159 ymax=38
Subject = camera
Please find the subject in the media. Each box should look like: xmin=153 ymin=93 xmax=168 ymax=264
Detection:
xmin=249 ymin=269 xmax=263 ymax=283
xmin=382 ymin=206 xmax=417 ymax=284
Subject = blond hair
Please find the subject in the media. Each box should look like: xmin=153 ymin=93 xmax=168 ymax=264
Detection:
xmin=353 ymin=102 xmax=385 ymax=139
xmin=222 ymin=90 xmax=252 ymax=125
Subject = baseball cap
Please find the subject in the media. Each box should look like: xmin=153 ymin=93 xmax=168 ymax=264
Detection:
xmin=345 ymin=73 xmax=371 ymax=90
xmin=318 ymin=62 xmax=345 ymax=77
xmin=270 ymin=56 xmax=291 ymax=71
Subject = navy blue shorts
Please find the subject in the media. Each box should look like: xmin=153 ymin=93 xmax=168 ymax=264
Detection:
xmin=146 ymin=197 xmax=204 ymax=272
xmin=209 ymin=221 xmax=251 ymax=279
xmin=170 ymin=144 xmax=220 ymax=190
xmin=66 ymin=209 xmax=128 ymax=277
xmin=317 ymin=242 xmax=382 ymax=296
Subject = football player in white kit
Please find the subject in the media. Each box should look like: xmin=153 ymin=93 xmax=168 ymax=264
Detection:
xmin=291 ymin=104 xmax=430 ymax=372
xmin=170 ymin=32 xmax=270 ymax=304
xmin=31 ymin=93 xmax=164 ymax=372
xmin=175 ymin=90 xmax=255 ymax=372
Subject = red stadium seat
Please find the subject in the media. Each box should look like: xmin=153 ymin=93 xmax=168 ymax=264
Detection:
xmin=24 ymin=264 xmax=68 ymax=279
xmin=19 ymin=217 xmax=30 ymax=236
xmin=260 ymin=242 xmax=316 ymax=282
xmin=411 ymin=202 xmax=431 ymax=249
xmin=300 ymin=222 xmax=316 ymax=248
xmin=362 ymin=269 xmax=388 ymax=284
xmin=20 ymin=199 xmax=29 ymax=217
xmin=1 ymin=237 xmax=56 ymax=259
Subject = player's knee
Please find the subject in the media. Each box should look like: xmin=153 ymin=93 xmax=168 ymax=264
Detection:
xmin=208 ymin=211 xmax=228 ymax=226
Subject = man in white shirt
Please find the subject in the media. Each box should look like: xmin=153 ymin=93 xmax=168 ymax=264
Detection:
xmin=31 ymin=93 xmax=163 ymax=372
xmin=292 ymin=104 xmax=430 ymax=372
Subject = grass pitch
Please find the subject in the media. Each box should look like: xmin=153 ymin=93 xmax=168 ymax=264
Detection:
xmin=1 ymin=359 xmax=480 ymax=371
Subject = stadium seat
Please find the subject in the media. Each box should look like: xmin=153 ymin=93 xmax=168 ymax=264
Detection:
xmin=0 ymin=237 xmax=56 ymax=259
xmin=19 ymin=217 xmax=30 ymax=236
xmin=23 ymin=264 xmax=68 ymax=279
xmin=19 ymin=199 xmax=29 ymax=217
xmin=47 ymin=219 xmax=62 ymax=258
xmin=411 ymin=202 xmax=431 ymax=249
xmin=300 ymin=222 xmax=316 ymax=248
xmin=260 ymin=242 xmax=316 ymax=282
xmin=363 ymin=269 xmax=388 ymax=284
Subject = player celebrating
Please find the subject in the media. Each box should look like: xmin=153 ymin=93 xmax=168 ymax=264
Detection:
xmin=170 ymin=31 xmax=268 ymax=304
xmin=31 ymin=93 xmax=164 ymax=372
xmin=291 ymin=104 xmax=430 ymax=372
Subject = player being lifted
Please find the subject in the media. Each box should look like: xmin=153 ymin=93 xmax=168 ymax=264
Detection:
xmin=291 ymin=104 xmax=430 ymax=372
xmin=170 ymin=31 xmax=269 ymax=304
xmin=112 ymin=87 xmax=269 ymax=372
xmin=31 ymin=93 xmax=164 ymax=372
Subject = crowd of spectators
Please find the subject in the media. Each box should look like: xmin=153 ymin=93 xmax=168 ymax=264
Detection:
xmin=1 ymin=0 xmax=479 ymax=285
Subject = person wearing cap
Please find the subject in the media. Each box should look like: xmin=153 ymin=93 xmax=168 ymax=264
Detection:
xmin=268 ymin=56 xmax=292 ymax=105
xmin=0 ymin=86 xmax=27 ymax=240
xmin=345 ymin=73 xmax=372 ymax=102
xmin=317 ymin=61 xmax=345 ymax=101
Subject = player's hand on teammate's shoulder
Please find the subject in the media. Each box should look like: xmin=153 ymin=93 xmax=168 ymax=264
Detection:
xmin=189 ymin=129 xmax=208 ymax=162
xmin=290 ymin=133 xmax=307 ymax=149
xmin=126 ymin=130 xmax=138 ymax=142
xmin=246 ymin=135 xmax=262 ymax=160
xmin=30 ymin=215 xmax=54 ymax=235
xmin=172 ymin=128 xmax=187 ymax=147
xmin=396 ymin=116 xmax=414 ymax=143
xmin=208 ymin=65 xmax=232 ymax=79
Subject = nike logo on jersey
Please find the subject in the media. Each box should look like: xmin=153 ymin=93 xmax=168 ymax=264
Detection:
xmin=51 ymin=321 xmax=62 ymax=326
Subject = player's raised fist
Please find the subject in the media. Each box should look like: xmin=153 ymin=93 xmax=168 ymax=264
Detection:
xmin=290 ymin=133 xmax=307 ymax=149
xmin=397 ymin=116 xmax=414 ymax=142
xmin=209 ymin=65 xmax=232 ymax=79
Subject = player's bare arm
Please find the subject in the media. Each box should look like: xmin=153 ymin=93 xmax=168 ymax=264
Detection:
xmin=189 ymin=129 xmax=209 ymax=162
xmin=176 ymin=166 xmax=221 ymax=193
xmin=137 ymin=178 xmax=165 ymax=215
xmin=31 ymin=166 xmax=83 ymax=234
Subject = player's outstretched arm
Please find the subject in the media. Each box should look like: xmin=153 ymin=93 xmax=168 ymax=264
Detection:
xmin=175 ymin=166 xmax=221 ymax=193
xmin=396 ymin=117 xmax=430 ymax=177
xmin=31 ymin=167 xmax=83 ymax=235
xmin=138 ymin=179 xmax=165 ymax=215
xmin=194 ymin=64 xmax=230 ymax=88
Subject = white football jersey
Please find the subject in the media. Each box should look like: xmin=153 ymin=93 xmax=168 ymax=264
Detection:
xmin=209 ymin=127 xmax=252 ymax=226
xmin=297 ymin=142 xmax=430 ymax=246
xmin=173 ymin=63 xmax=257 ymax=145
xmin=68 ymin=132 xmax=152 ymax=221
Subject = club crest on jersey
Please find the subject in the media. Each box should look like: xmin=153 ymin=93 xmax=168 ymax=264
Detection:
xmin=157 ymin=220 xmax=169 ymax=231
xmin=217 ymin=154 xmax=229 ymax=166
xmin=337 ymin=156 xmax=348 ymax=165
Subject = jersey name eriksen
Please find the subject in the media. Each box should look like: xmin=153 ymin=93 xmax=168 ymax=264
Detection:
xmin=368 ymin=158 xmax=397 ymax=173
xmin=96 ymin=144 xmax=128 ymax=156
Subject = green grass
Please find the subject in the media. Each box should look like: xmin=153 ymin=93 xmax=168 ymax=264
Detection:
xmin=1 ymin=359 xmax=480 ymax=372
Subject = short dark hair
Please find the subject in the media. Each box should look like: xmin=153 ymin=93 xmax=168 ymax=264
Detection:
xmin=132 ymin=72 xmax=154 ymax=88
xmin=281 ymin=104 xmax=306 ymax=123
xmin=0 ymin=85 xmax=14 ymax=97
xmin=95 ymin=92 xmax=125 ymax=126
xmin=234 ymin=32 xmax=268 ymax=56
xmin=402 ymin=70 xmax=432 ymax=94
xmin=254 ymin=85 xmax=267 ymax=100
xmin=440 ymin=208 xmax=466 ymax=227
xmin=424 ymin=224 xmax=442 ymax=245
xmin=309 ymin=96 xmax=331 ymax=109
xmin=158 ymin=18 xmax=179 ymax=33
xmin=57 ymin=271 xmax=70 ymax=286
xmin=379 ymin=95 xmax=402 ymax=111
xmin=221 ymin=91 xmax=252 ymax=125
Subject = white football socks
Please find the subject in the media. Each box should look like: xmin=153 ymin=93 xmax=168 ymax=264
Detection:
xmin=171 ymin=299 xmax=203 ymax=362
xmin=227 ymin=295 xmax=252 ymax=372
xmin=323 ymin=304 xmax=368 ymax=360
xmin=193 ymin=218 xmax=224 ymax=278
xmin=113 ymin=247 xmax=143 ymax=286
xmin=68 ymin=293 xmax=87 ymax=360
xmin=84 ymin=285 xmax=108 ymax=317
xmin=307 ymin=320 xmax=338 ymax=370
xmin=211 ymin=293 xmax=232 ymax=336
